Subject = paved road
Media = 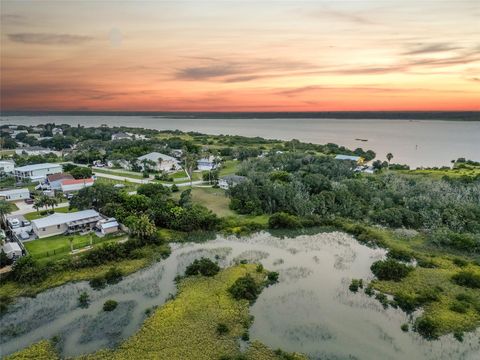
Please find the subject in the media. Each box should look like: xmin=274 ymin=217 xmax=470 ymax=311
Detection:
xmin=93 ymin=171 xmax=150 ymax=184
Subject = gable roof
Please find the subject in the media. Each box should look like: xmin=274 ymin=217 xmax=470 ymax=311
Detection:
xmin=32 ymin=209 xmax=101 ymax=228
xmin=335 ymin=155 xmax=362 ymax=161
xmin=138 ymin=152 xmax=178 ymax=163
xmin=0 ymin=188 xmax=30 ymax=196
xmin=15 ymin=163 xmax=62 ymax=172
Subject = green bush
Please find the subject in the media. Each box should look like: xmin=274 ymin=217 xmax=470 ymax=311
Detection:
xmin=386 ymin=248 xmax=413 ymax=262
xmin=185 ymin=258 xmax=220 ymax=277
xmin=266 ymin=271 xmax=279 ymax=285
xmin=103 ymin=300 xmax=118 ymax=311
xmin=401 ymin=323 xmax=409 ymax=332
xmin=349 ymin=279 xmax=363 ymax=293
xmin=268 ymin=212 xmax=302 ymax=229
xmin=216 ymin=323 xmax=229 ymax=335
xmin=89 ymin=276 xmax=106 ymax=290
xmin=229 ymin=274 xmax=260 ymax=302
xmin=12 ymin=256 xmax=48 ymax=284
xmin=370 ymin=259 xmax=413 ymax=282
xmin=452 ymin=271 xmax=480 ymax=289
xmin=104 ymin=266 xmax=123 ymax=284
xmin=415 ymin=317 xmax=440 ymax=340
xmin=78 ymin=291 xmax=90 ymax=308
xmin=449 ymin=301 xmax=470 ymax=314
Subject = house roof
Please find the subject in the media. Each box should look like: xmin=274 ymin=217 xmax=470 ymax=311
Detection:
xmin=15 ymin=163 xmax=63 ymax=172
xmin=112 ymin=132 xmax=130 ymax=138
xmin=138 ymin=152 xmax=178 ymax=163
xmin=0 ymin=188 xmax=30 ymax=196
xmin=334 ymin=155 xmax=362 ymax=161
xmin=47 ymin=173 xmax=74 ymax=182
xmin=61 ymin=178 xmax=94 ymax=186
xmin=32 ymin=209 xmax=101 ymax=228
xmin=3 ymin=242 xmax=21 ymax=253
xmin=220 ymin=175 xmax=246 ymax=183
xmin=198 ymin=156 xmax=217 ymax=163
xmin=100 ymin=221 xmax=119 ymax=229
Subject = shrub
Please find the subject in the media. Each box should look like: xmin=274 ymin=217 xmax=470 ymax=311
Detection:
xmin=386 ymin=248 xmax=413 ymax=262
xmin=415 ymin=317 xmax=440 ymax=340
xmin=452 ymin=258 xmax=468 ymax=267
xmin=216 ymin=323 xmax=229 ymax=335
xmin=229 ymin=274 xmax=260 ymax=302
xmin=449 ymin=301 xmax=469 ymax=314
xmin=375 ymin=293 xmax=389 ymax=309
xmin=241 ymin=331 xmax=249 ymax=341
xmin=266 ymin=271 xmax=279 ymax=285
xmin=89 ymin=276 xmax=106 ymax=290
xmin=452 ymin=271 xmax=480 ymax=289
xmin=104 ymin=266 xmax=123 ymax=284
xmin=268 ymin=212 xmax=302 ymax=229
xmin=103 ymin=300 xmax=118 ymax=311
xmin=364 ymin=285 xmax=374 ymax=297
xmin=401 ymin=323 xmax=409 ymax=332
xmin=454 ymin=331 xmax=464 ymax=342
xmin=12 ymin=256 xmax=48 ymax=284
xmin=185 ymin=258 xmax=220 ymax=277
xmin=349 ymin=279 xmax=363 ymax=293
xmin=256 ymin=264 xmax=264 ymax=273
xmin=78 ymin=291 xmax=90 ymax=308
xmin=370 ymin=259 xmax=413 ymax=282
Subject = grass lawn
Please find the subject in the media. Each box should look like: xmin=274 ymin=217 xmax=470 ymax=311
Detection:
xmin=95 ymin=177 xmax=139 ymax=192
xmin=93 ymin=168 xmax=144 ymax=179
xmin=397 ymin=168 xmax=480 ymax=179
xmin=24 ymin=233 xmax=124 ymax=263
xmin=24 ymin=206 xmax=76 ymax=221
xmin=173 ymin=187 xmax=235 ymax=217
xmin=171 ymin=170 xmax=188 ymax=179
xmin=219 ymin=160 xmax=239 ymax=177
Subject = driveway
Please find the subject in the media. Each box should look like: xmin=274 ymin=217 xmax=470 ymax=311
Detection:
xmin=11 ymin=200 xmax=69 ymax=216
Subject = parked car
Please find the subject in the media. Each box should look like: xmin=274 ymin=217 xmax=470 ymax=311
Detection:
xmin=25 ymin=198 xmax=34 ymax=204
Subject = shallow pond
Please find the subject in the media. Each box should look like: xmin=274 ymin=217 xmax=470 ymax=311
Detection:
xmin=1 ymin=231 xmax=479 ymax=359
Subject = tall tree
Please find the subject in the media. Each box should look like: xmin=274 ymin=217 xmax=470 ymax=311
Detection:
xmin=386 ymin=153 xmax=394 ymax=164
xmin=0 ymin=200 xmax=15 ymax=229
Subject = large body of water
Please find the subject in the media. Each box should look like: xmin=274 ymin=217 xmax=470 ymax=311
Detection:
xmin=1 ymin=231 xmax=478 ymax=359
xmin=1 ymin=115 xmax=479 ymax=168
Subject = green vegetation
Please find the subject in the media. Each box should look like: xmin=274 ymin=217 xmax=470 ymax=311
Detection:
xmin=370 ymin=259 xmax=413 ymax=282
xmin=349 ymin=279 xmax=364 ymax=293
xmin=184 ymin=258 xmax=220 ymax=277
xmin=103 ymin=299 xmax=118 ymax=311
xmin=24 ymin=233 xmax=123 ymax=263
xmin=78 ymin=291 xmax=90 ymax=308
xmin=6 ymin=340 xmax=59 ymax=360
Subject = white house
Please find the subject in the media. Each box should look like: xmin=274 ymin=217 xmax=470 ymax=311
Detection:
xmin=0 ymin=160 xmax=15 ymax=174
xmin=52 ymin=128 xmax=63 ymax=136
xmin=15 ymin=147 xmax=60 ymax=156
xmin=97 ymin=218 xmax=120 ymax=235
xmin=334 ymin=154 xmax=364 ymax=164
xmin=14 ymin=163 xmax=63 ymax=182
xmin=107 ymin=159 xmax=131 ymax=170
xmin=0 ymin=188 xmax=30 ymax=202
xmin=197 ymin=156 xmax=218 ymax=171
xmin=32 ymin=209 xmax=103 ymax=238
xmin=218 ymin=175 xmax=247 ymax=190
xmin=137 ymin=152 xmax=181 ymax=172
xmin=60 ymin=178 xmax=95 ymax=193
xmin=2 ymin=242 xmax=23 ymax=259
xmin=111 ymin=132 xmax=132 ymax=141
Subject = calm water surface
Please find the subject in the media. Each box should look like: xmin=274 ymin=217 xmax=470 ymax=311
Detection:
xmin=1 ymin=116 xmax=479 ymax=168
xmin=1 ymin=231 xmax=478 ymax=359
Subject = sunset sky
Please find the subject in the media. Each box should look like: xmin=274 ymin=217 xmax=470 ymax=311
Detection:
xmin=1 ymin=0 xmax=479 ymax=111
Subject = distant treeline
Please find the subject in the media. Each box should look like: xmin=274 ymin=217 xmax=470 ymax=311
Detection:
xmin=2 ymin=111 xmax=479 ymax=121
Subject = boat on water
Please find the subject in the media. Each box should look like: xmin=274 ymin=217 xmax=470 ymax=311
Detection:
xmin=355 ymin=138 xmax=368 ymax=142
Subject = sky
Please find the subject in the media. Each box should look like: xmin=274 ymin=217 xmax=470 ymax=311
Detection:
xmin=1 ymin=0 xmax=479 ymax=111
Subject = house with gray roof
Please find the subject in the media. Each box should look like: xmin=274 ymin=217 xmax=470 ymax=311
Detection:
xmin=137 ymin=152 xmax=181 ymax=172
xmin=14 ymin=163 xmax=63 ymax=182
xmin=218 ymin=175 xmax=247 ymax=190
xmin=32 ymin=209 xmax=103 ymax=238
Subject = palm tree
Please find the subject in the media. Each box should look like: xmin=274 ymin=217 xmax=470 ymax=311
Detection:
xmin=184 ymin=152 xmax=197 ymax=187
xmin=386 ymin=153 xmax=393 ymax=165
xmin=0 ymin=200 xmax=14 ymax=229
